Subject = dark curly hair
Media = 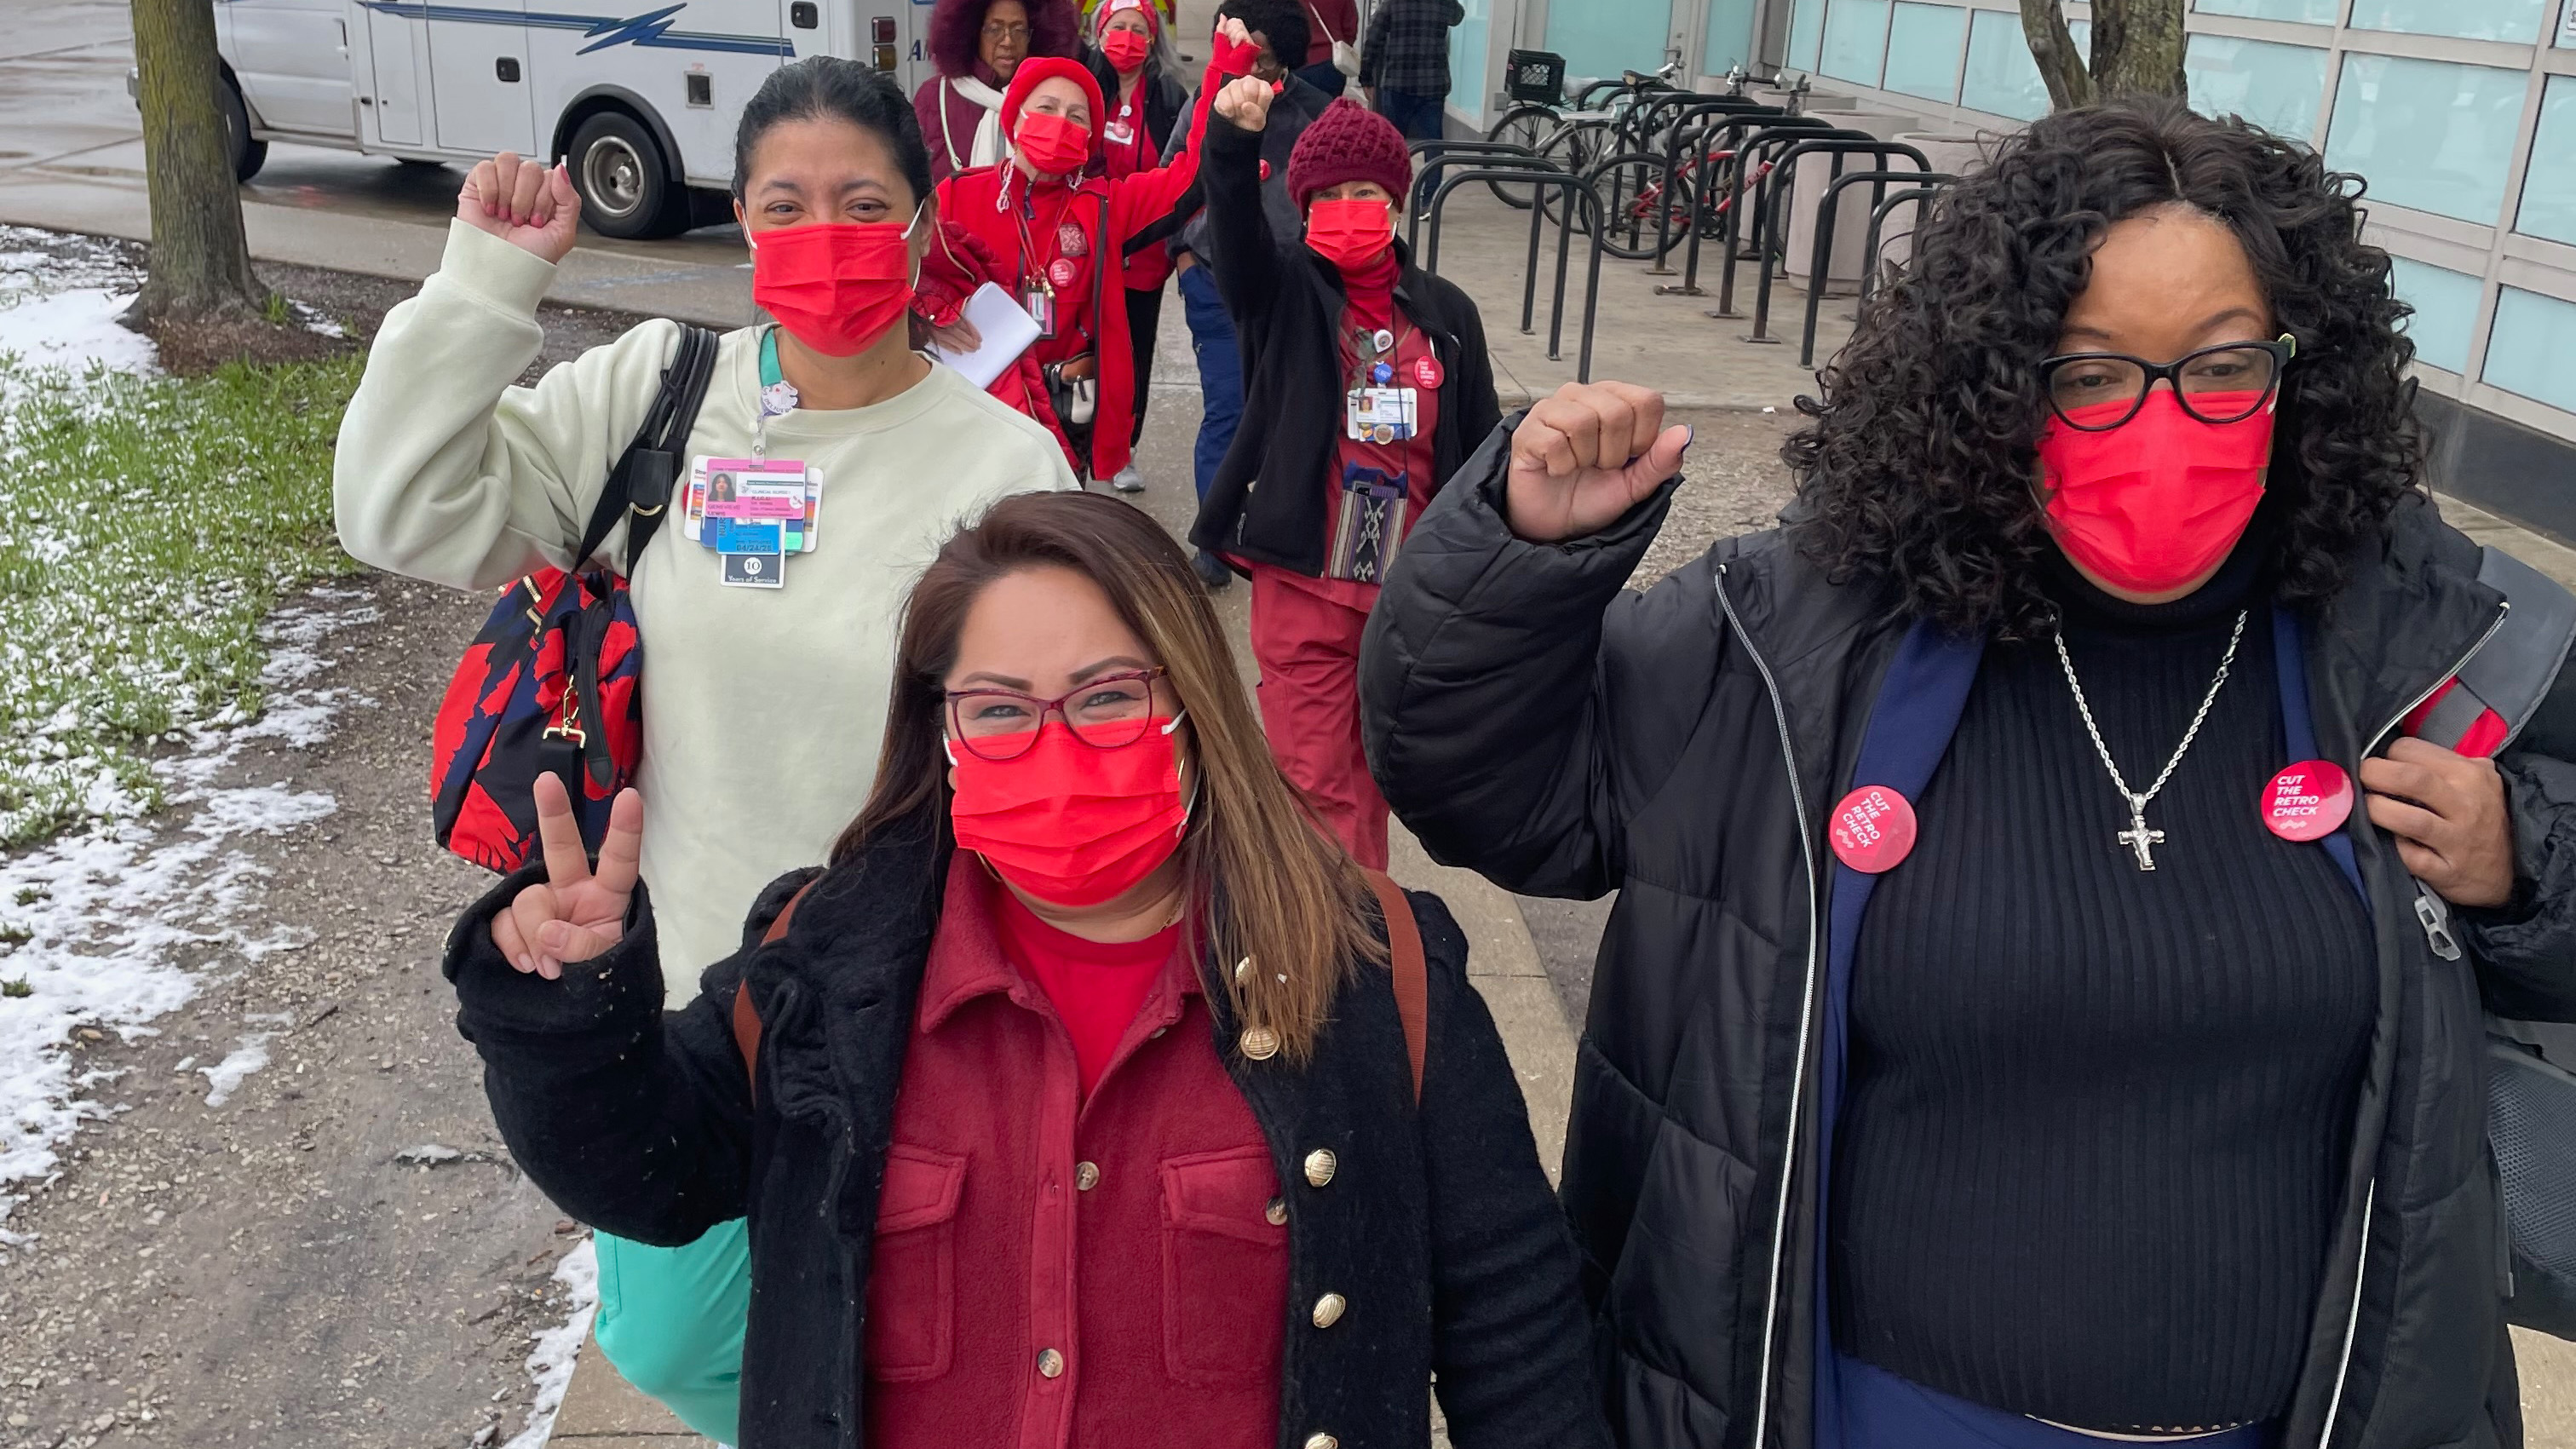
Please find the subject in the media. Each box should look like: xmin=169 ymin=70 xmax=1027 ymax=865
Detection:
xmin=1784 ymin=96 xmax=2424 ymax=639
xmin=928 ymin=0 xmax=1080 ymax=78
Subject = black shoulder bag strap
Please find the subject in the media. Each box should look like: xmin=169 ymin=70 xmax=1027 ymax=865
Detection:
xmin=555 ymin=325 xmax=721 ymax=796
xmin=570 ymin=323 xmax=722 ymax=577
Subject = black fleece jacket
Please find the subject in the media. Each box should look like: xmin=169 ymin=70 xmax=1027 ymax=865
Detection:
xmin=1187 ymin=111 xmax=1500 ymax=576
xmin=441 ymin=819 xmax=1611 ymax=1449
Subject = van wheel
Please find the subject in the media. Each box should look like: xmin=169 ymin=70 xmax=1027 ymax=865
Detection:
xmin=220 ymin=72 xmax=267 ymax=182
xmin=569 ymin=111 xmax=684 ymax=240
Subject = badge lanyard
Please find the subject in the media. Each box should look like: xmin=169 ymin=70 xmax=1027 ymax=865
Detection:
xmin=1012 ymin=187 xmax=1068 ymax=341
xmin=1344 ymin=315 xmax=1427 ymax=443
xmin=755 ymin=325 xmax=799 ymax=462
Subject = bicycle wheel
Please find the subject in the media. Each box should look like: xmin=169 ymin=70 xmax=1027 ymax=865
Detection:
xmin=1583 ymin=152 xmax=1699 ymax=261
xmin=1535 ymin=121 xmax=1608 ymax=229
xmin=1482 ymin=105 xmax=1557 ymax=210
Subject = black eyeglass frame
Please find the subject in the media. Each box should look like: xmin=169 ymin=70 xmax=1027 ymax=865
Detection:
xmin=2037 ymin=332 xmax=2299 ymax=433
xmin=943 ymin=667 xmax=1172 ymax=762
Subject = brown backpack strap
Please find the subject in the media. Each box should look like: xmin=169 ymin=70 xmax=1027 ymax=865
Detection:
xmin=1363 ymin=870 xmax=1427 ymax=1106
xmin=731 ymin=879 xmax=817 ymax=1098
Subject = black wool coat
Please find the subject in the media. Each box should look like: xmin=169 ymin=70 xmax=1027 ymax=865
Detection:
xmin=441 ymin=818 xmax=1612 ymax=1449
xmin=1186 ymin=113 xmax=1501 ymax=578
xmin=1359 ymin=426 xmax=2576 ymax=1449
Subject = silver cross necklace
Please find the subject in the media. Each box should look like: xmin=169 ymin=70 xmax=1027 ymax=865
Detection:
xmin=2052 ymin=609 xmax=2247 ymax=871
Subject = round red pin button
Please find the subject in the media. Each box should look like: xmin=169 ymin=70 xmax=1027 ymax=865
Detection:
xmin=1829 ymin=785 xmax=1918 ymax=874
xmin=2262 ymin=759 xmax=2353 ymax=842
xmin=1413 ymin=354 xmax=1444 ymax=388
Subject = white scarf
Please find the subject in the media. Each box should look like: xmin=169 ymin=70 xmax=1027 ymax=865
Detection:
xmin=940 ymin=74 xmax=1009 ymax=173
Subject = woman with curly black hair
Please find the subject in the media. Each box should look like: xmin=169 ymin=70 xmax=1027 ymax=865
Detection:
xmin=1361 ymin=95 xmax=2576 ymax=1448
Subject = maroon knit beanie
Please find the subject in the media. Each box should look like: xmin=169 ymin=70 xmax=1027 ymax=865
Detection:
xmin=1285 ymin=99 xmax=1414 ymax=210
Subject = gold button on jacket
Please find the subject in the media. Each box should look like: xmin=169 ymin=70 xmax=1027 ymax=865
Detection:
xmin=1312 ymin=1292 xmax=1348 ymax=1328
xmin=1240 ymin=1025 xmax=1281 ymax=1061
xmin=1302 ymin=1148 xmax=1337 ymax=1187
xmin=1035 ymin=1348 xmax=1065 ymax=1379
xmin=1302 ymin=1435 xmax=1338 ymax=1449
xmin=1264 ymin=1195 xmax=1289 ymax=1226
xmin=1074 ymin=1160 xmax=1100 ymax=1192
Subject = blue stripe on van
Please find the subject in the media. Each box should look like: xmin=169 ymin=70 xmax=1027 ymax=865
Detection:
xmin=357 ymin=1 xmax=797 ymax=58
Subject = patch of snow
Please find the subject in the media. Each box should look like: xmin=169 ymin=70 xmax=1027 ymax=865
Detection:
xmin=198 ymin=1033 xmax=272 ymax=1107
xmin=503 ymin=1237 xmax=601 ymax=1449
xmin=394 ymin=1143 xmax=463 ymax=1166
xmin=0 ymin=586 xmax=378 ymax=1242
xmin=0 ymin=288 xmax=158 ymax=377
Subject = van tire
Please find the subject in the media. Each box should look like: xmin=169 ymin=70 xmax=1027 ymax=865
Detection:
xmin=568 ymin=111 xmax=684 ymax=240
xmin=220 ymin=72 xmax=267 ymax=182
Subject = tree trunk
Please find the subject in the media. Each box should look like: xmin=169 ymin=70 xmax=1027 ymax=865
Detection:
xmin=2090 ymin=0 xmax=2192 ymax=99
xmin=2017 ymin=0 xmax=2096 ymax=112
xmin=126 ymin=0 xmax=263 ymax=326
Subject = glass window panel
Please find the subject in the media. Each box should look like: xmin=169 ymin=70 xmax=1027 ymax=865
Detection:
xmin=1820 ymin=0 xmax=1892 ymax=85
xmin=1790 ymin=0 xmax=1826 ymax=71
xmin=2516 ymin=76 xmax=2576 ymax=245
xmin=2324 ymin=54 xmax=2529 ymax=226
xmin=1705 ymin=0 xmax=1762 ymax=72
xmin=1883 ymin=3 xmax=1968 ymax=102
xmin=1447 ymin=0 xmax=1491 ymax=126
xmin=2387 ymin=256 xmax=2484 ymax=372
xmin=1545 ymin=0 xmax=1673 ymax=86
xmin=2349 ymin=0 xmax=2544 ymax=43
xmin=2485 ymin=287 xmax=2576 ymax=412
xmin=2186 ymin=35 xmax=2327 ymax=141
xmin=1963 ymin=9 xmax=2049 ymax=120
xmin=2194 ymin=0 xmax=2339 ymax=27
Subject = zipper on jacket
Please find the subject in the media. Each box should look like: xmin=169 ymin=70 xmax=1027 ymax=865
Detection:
xmin=2314 ymin=599 xmax=2506 ymax=1445
xmin=1715 ymin=563 xmax=1823 ymax=1449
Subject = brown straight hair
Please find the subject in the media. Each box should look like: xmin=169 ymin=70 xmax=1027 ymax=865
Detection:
xmin=832 ymin=491 xmax=1382 ymax=1062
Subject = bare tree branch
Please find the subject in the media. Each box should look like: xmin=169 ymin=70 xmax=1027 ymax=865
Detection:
xmin=2018 ymin=0 xmax=2097 ymax=111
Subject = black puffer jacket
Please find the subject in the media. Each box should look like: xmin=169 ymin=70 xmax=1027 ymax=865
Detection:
xmin=1359 ymin=425 xmax=2576 ymax=1448
xmin=441 ymin=816 xmax=1611 ymax=1449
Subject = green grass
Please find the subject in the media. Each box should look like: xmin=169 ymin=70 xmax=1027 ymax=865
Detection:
xmin=0 ymin=354 xmax=365 ymax=847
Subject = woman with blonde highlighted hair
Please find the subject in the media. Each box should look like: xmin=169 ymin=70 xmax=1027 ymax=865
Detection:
xmin=441 ymin=490 xmax=1609 ymax=1449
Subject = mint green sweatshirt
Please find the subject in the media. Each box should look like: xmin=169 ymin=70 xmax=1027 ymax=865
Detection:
xmin=336 ymin=221 xmax=1076 ymax=998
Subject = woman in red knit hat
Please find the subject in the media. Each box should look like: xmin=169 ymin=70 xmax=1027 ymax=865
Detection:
xmin=1185 ymin=81 xmax=1498 ymax=870
xmin=916 ymin=42 xmax=1232 ymax=486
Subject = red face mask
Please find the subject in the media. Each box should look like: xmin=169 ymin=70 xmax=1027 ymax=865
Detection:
xmin=1306 ymin=198 xmax=1394 ymax=271
xmin=949 ymin=716 xmax=1191 ymax=907
xmin=2037 ymin=388 xmax=2274 ymax=595
xmin=1014 ymin=110 xmax=1093 ymax=176
xmin=748 ymin=215 xmax=918 ymax=358
xmin=1101 ymin=27 xmax=1153 ymax=72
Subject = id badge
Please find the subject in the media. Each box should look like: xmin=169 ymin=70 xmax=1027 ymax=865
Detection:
xmin=1024 ymin=285 xmax=1057 ymax=339
xmin=710 ymin=518 xmax=784 ymax=555
xmin=722 ymin=551 xmax=785 ymax=589
xmin=1366 ymin=388 xmax=1412 ymax=440
xmin=684 ymin=456 xmax=710 ymax=542
xmin=1345 ymin=387 xmax=1372 ymax=440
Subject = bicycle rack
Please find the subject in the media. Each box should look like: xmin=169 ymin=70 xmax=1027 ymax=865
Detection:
xmin=1705 ymin=118 xmax=1847 ymax=319
xmin=1738 ymin=136 xmax=1926 ymax=346
xmin=1799 ymin=167 xmax=1950 ymax=365
xmin=1402 ymin=139 xmax=1553 ymax=250
xmin=1636 ymin=99 xmax=1781 ymax=276
xmin=1857 ymin=184 xmax=1948 ymax=310
xmin=1653 ymin=111 xmax=1820 ymax=299
xmin=1421 ymin=168 xmax=1609 ymax=382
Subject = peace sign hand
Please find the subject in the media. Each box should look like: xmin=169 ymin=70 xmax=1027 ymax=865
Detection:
xmin=489 ymin=775 xmax=643 ymax=980
xmin=1504 ymin=382 xmax=1694 ymax=543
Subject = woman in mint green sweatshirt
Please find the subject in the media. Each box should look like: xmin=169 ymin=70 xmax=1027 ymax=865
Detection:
xmin=332 ymin=57 xmax=1074 ymax=1443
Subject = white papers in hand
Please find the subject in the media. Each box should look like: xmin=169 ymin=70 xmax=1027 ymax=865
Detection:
xmin=926 ymin=282 xmax=1043 ymax=389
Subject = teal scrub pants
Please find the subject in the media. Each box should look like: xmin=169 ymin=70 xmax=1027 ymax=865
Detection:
xmin=592 ymin=1221 xmax=751 ymax=1445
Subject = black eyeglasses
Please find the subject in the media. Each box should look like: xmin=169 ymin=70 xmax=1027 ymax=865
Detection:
xmin=945 ymin=668 xmax=1170 ymax=762
xmin=2038 ymin=333 xmax=2298 ymax=432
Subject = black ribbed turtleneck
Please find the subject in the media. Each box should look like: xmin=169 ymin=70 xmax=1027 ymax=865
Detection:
xmin=1828 ymin=523 xmax=2377 ymax=1430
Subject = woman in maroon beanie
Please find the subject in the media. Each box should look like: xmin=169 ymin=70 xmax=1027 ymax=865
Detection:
xmin=1186 ymin=84 xmax=1498 ymax=871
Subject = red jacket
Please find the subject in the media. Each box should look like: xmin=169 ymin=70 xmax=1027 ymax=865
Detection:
xmin=923 ymin=63 xmax=1222 ymax=480
xmin=865 ymin=860 xmax=1287 ymax=1449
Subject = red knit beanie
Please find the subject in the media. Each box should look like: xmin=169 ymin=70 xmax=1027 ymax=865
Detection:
xmin=1001 ymin=55 xmax=1106 ymax=136
xmin=1285 ymin=98 xmax=1413 ymax=210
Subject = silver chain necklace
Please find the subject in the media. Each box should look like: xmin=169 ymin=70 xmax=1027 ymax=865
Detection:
xmin=2052 ymin=609 xmax=2247 ymax=871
